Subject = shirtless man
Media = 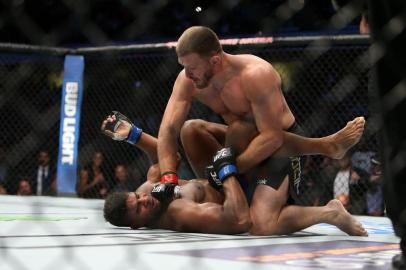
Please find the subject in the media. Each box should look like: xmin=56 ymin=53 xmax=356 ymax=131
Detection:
xmin=156 ymin=26 xmax=366 ymax=235
xmin=102 ymin=112 xmax=367 ymax=236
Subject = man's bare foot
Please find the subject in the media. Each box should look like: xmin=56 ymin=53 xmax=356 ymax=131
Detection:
xmin=325 ymin=116 xmax=366 ymax=159
xmin=325 ymin=199 xmax=368 ymax=236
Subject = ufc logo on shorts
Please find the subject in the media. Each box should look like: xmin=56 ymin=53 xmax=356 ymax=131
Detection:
xmin=257 ymin=178 xmax=269 ymax=185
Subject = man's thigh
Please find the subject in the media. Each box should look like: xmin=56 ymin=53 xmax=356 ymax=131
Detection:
xmin=248 ymin=154 xmax=304 ymax=232
xmin=249 ymin=176 xmax=290 ymax=232
xmin=180 ymin=119 xmax=227 ymax=177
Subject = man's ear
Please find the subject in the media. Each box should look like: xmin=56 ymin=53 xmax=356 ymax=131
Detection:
xmin=210 ymin=54 xmax=221 ymax=66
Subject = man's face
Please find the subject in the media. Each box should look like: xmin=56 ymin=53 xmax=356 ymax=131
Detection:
xmin=115 ymin=165 xmax=127 ymax=183
xmin=92 ymin=152 xmax=104 ymax=167
xmin=178 ymin=53 xmax=215 ymax=89
xmin=125 ymin=192 xmax=162 ymax=229
xmin=38 ymin=151 xmax=50 ymax=166
xmin=19 ymin=180 xmax=32 ymax=195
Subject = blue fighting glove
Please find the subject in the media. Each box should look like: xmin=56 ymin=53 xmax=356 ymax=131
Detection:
xmin=212 ymin=147 xmax=238 ymax=182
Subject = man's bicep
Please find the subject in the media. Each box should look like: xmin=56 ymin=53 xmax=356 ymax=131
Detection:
xmin=248 ymin=70 xmax=284 ymax=132
xmin=160 ymin=73 xmax=193 ymax=132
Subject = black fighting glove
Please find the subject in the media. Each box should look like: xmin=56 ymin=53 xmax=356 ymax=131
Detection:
xmin=212 ymin=147 xmax=238 ymax=182
xmin=151 ymin=183 xmax=180 ymax=203
xmin=205 ymin=164 xmax=223 ymax=191
xmin=101 ymin=111 xmax=142 ymax=145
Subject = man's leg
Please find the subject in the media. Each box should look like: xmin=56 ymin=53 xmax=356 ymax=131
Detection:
xmin=181 ymin=117 xmax=366 ymax=178
xmin=180 ymin=119 xmax=227 ymax=178
xmin=226 ymin=117 xmax=366 ymax=159
xmin=249 ymin=177 xmax=368 ymax=236
xmin=277 ymin=116 xmax=366 ymax=159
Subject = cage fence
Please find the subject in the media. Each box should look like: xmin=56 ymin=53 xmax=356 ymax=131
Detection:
xmin=0 ymin=34 xmax=380 ymax=215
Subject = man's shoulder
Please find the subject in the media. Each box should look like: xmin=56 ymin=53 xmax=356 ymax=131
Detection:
xmin=174 ymin=70 xmax=195 ymax=92
xmin=238 ymin=58 xmax=280 ymax=88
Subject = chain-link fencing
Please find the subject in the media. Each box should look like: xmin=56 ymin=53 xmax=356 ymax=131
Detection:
xmin=0 ymin=34 xmax=380 ymax=215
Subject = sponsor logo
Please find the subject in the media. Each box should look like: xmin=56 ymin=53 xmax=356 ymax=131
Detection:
xmin=256 ymin=178 xmax=269 ymax=185
xmin=290 ymin=156 xmax=301 ymax=194
xmin=158 ymin=240 xmax=399 ymax=269
xmin=61 ymin=82 xmax=78 ymax=165
xmin=214 ymin=148 xmax=231 ymax=162
xmin=152 ymin=184 xmax=164 ymax=193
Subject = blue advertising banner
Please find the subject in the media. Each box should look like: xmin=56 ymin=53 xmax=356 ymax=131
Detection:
xmin=57 ymin=55 xmax=84 ymax=194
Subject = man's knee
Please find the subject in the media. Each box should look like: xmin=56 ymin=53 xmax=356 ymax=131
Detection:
xmin=180 ymin=119 xmax=207 ymax=139
xmin=225 ymin=121 xmax=258 ymax=153
xmin=249 ymin=207 xmax=279 ymax=236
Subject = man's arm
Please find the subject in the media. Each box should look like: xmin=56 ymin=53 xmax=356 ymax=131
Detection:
xmin=100 ymin=113 xmax=181 ymax=191
xmin=157 ymin=71 xmax=194 ymax=177
xmin=236 ymin=66 xmax=285 ymax=173
xmin=101 ymin=112 xmax=159 ymax=164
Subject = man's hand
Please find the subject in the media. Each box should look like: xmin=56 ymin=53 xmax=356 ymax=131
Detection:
xmin=151 ymin=183 xmax=180 ymax=203
xmin=101 ymin=111 xmax=142 ymax=144
xmin=205 ymin=164 xmax=223 ymax=191
xmin=213 ymin=147 xmax=238 ymax=182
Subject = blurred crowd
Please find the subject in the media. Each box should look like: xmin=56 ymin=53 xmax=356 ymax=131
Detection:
xmin=300 ymin=150 xmax=384 ymax=216
xmin=0 ymin=148 xmax=144 ymax=199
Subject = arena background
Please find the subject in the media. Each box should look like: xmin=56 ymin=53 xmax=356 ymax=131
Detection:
xmin=0 ymin=0 xmax=379 ymax=210
xmin=3 ymin=1 xmax=405 ymax=270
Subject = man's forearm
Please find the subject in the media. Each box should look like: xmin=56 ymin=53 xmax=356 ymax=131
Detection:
xmin=134 ymin=133 xmax=158 ymax=164
xmin=157 ymin=128 xmax=180 ymax=173
xmin=222 ymin=177 xmax=251 ymax=231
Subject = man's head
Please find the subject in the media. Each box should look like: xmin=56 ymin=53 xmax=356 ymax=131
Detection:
xmin=176 ymin=26 xmax=223 ymax=89
xmin=92 ymin=151 xmax=104 ymax=167
xmin=114 ymin=164 xmax=128 ymax=183
xmin=38 ymin=150 xmax=50 ymax=166
xmin=18 ymin=178 xmax=32 ymax=196
xmin=104 ymin=191 xmax=162 ymax=229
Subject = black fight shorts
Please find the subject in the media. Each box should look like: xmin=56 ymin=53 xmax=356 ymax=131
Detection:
xmin=250 ymin=122 xmax=307 ymax=205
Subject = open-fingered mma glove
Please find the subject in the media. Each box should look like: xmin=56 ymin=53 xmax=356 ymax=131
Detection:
xmin=101 ymin=111 xmax=142 ymax=145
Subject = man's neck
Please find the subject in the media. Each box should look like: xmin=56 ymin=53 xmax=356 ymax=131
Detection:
xmin=211 ymin=53 xmax=235 ymax=90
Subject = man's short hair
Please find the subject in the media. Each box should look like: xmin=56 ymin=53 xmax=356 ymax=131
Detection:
xmin=176 ymin=26 xmax=222 ymax=57
xmin=103 ymin=192 xmax=129 ymax=227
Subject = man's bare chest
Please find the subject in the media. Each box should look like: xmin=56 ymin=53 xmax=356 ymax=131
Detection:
xmin=195 ymin=82 xmax=251 ymax=118
xmin=178 ymin=180 xmax=206 ymax=202
xmin=179 ymin=180 xmax=223 ymax=204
